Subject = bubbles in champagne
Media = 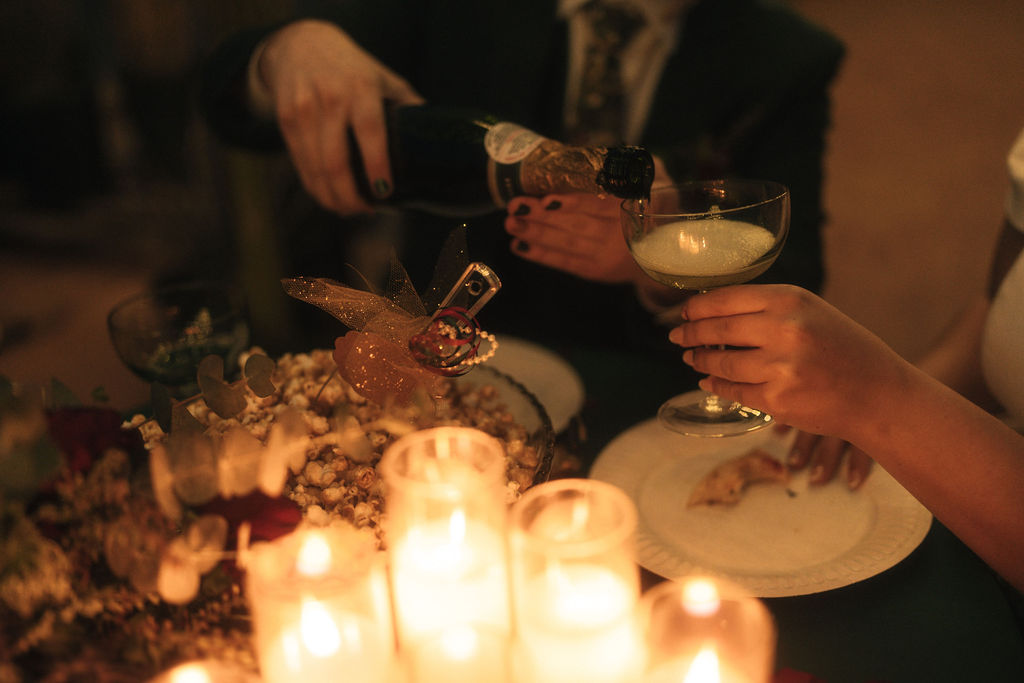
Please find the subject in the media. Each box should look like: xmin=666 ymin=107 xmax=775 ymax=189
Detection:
xmin=630 ymin=218 xmax=776 ymax=276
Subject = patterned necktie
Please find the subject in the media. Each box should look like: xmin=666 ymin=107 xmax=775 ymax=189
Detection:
xmin=567 ymin=0 xmax=645 ymax=146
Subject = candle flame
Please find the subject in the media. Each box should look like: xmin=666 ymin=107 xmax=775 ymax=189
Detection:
xmin=449 ymin=508 xmax=467 ymax=543
xmin=569 ymin=497 xmax=590 ymax=535
xmin=682 ymin=578 xmax=721 ymax=618
xmin=166 ymin=663 xmax=214 ymax=683
xmin=683 ymin=647 xmax=720 ymax=683
xmin=296 ymin=531 xmax=332 ymax=577
xmin=439 ymin=624 xmax=480 ymax=662
xmin=300 ymin=598 xmax=342 ymax=658
xmin=549 ymin=564 xmax=631 ymax=626
xmin=403 ymin=509 xmax=471 ymax=573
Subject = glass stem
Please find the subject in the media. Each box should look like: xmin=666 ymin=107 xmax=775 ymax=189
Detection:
xmin=699 ymin=336 xmax=740 ymax=415
xmin=699 ymin=391 xmax=738 ymax=415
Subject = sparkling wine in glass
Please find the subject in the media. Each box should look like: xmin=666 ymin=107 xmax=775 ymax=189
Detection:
xmin=621 ymin=180 xmax=790 ymax=437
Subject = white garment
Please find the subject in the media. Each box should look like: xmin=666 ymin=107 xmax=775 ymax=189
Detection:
xmin=559 ymin=0 xmax=692 ymax=144
xmin=981 ymin=127 xmax=1024 ymax=423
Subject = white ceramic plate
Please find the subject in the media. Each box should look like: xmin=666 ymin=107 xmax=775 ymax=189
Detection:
xmin=591 ymin=419 xmax=933 ymax=597
xmin=488 ymin=336 xmax=585 ymax=433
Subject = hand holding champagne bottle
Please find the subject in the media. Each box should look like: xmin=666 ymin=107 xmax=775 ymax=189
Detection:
xmin=253 ymin=19 xmax=655 ymax=218
xmin=255 ymin=19 xmax=425 ymax=215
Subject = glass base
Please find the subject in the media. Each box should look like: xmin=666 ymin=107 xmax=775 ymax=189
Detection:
xmin=657 ymin=390 xmax=773 ymax=437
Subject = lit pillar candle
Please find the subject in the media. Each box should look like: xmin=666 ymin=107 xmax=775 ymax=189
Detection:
xmin=509 ymin=478 xmax=643 ymax=683
xmin=407 ymin=623 xmax=509 ymax=683
xmin=246 ymin=527 xmax=396 ymax=683
xmin=380 ymin=427 xmax=512 ymax=681
xmin=641 ymin=576 xmax=776 ymax=683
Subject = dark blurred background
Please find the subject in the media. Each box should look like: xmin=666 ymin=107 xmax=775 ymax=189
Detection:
xmin=0 ymin=1 xmax=301 ymax=408
xmin=1 ymin=0 xmax=1023 ymax=411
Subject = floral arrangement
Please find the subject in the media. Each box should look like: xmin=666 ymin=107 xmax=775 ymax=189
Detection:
xmin=0 ymin=368 xmax=304 ymax=680
xmin=0 ymin=231 xmax=538 ymax=681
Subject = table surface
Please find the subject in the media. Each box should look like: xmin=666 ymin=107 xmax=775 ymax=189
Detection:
xmin=549 ymin=339 xmax=1024 ymax=683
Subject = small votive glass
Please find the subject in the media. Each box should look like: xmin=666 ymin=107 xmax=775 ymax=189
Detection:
xmin=379 ymin=426 xmax=511 ymax=681
xmin=508 ymin=478 xmax=643 ymax=683
xmin=246 ymin=526 xmax=395 ymax=683
xmin=641 ymin=576 xmax=776 ymax=683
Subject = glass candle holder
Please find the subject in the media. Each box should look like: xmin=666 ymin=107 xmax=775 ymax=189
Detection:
xmin=508 ymin=478 xmax=642 ymax=683
xmin=379 ymin=426 xmax=511 ymax=681
xmin=641 ymin=576 xmax=776 ymax=683
xmin=246 ymin=526 xmax=395 ymax=683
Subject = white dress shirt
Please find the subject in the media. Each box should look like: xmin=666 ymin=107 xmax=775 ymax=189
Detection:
xmin=559 ymin=0 xmax=692 ymax=144
xmin=981 ymin=127 xmax=1024 ymax=424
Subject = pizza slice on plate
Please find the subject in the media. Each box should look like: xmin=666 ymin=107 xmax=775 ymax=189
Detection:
xmin=687 ymin=448 xmax=789 ymax=507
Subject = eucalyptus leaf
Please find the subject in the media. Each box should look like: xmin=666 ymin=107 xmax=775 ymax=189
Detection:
xmin=185 ymin=514 xmax=229 ymax=574
xmin=170 ymin=403 xmax=205 ymax=436
xmin=217 ymin=426 xmax=262 ymax=497
xmin=260 ymin=408 xmax=311 ymax=495
xmin=198 ymin=355 xmax=246 ymax=418
xmin=204 ymin=382 xmax=247 ymax=419
xmin=197 ymin=354 xmax=225 ymax=381
xmin=166 ymin=432 xmax=219 ymax=506
xmin=157 ymin=537 xmax=201 ymax=605
xmin=244 ymin=354 xmax=276 ymax=398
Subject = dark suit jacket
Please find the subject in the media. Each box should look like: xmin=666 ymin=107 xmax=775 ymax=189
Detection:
xmin=200 ymin=0 xmax=843 ymax=357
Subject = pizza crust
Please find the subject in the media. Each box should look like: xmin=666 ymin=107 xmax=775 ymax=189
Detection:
xmin=687 ymin=448 xmax=789 ymax=507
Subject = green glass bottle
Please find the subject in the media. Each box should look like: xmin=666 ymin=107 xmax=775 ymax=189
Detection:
xmin=356 ymin=104 xmax=655 ymax=216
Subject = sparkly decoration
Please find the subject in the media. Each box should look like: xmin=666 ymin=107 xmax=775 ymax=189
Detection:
xmin=409 ymin=307 xmax=500 ymax=376
xmin=282 ymin=229 xmax=501 ymax=403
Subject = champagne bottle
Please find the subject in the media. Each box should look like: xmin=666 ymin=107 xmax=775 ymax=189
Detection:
xmin=356 ymin=104 xmax=655 ymax=217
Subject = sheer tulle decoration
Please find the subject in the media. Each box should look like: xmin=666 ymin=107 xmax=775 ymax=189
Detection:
xmin=281 ymin=227 xmax=500 ymax=404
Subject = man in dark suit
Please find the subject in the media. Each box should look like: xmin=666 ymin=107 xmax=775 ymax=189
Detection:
xmin=200 ymin=0 xmax=843 ymax=357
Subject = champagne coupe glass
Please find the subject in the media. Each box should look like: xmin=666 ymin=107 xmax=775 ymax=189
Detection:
xmin=621 ymin=180 xmax=790 ymax=437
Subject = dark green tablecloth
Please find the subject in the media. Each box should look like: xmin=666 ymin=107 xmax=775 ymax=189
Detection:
xmin=553 ymin=341 xmax=1024 ymax=683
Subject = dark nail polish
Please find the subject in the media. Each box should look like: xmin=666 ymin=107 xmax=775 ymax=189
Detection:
xmin=372 ymin=178 xmax=392 ymax=198
xmin=514 ymin=204 xmax=531 ymax=216
xmin=544 ymin=200 xmax=562 ymax=211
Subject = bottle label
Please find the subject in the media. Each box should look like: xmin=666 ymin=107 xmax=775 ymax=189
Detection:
xmin=483 ymin=122 xmax=545 ymax=164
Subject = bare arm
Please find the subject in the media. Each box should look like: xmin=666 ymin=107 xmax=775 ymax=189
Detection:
xmin=671 ymin=285 xmax=1024 ymax=592
xmin=784 ymin=216 xmax=1024 ymax=487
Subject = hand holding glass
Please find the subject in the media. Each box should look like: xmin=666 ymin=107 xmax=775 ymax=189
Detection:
xmin=621 ymin=180 xmax=790 ymax=437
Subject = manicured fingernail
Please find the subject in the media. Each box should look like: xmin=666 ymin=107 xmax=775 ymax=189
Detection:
xmin=372 ymin=178 xmax=392 ymax=198
xmin=544 ymin=200 xmax=562 ymax=211
xmin=514 ymin=240 xmax=530 ymax=253
xmin=810 ymin=465 xmax=824 ymax=483
xmin=847 ymin=471 xmax=863 ymax=490
xmin=514 ymin=204 xmax=531 ymax=216
xmin=681 ymin=349 xmax=694 ymax=365
xmin=668 ymin=328 xmax=683 ymax=345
